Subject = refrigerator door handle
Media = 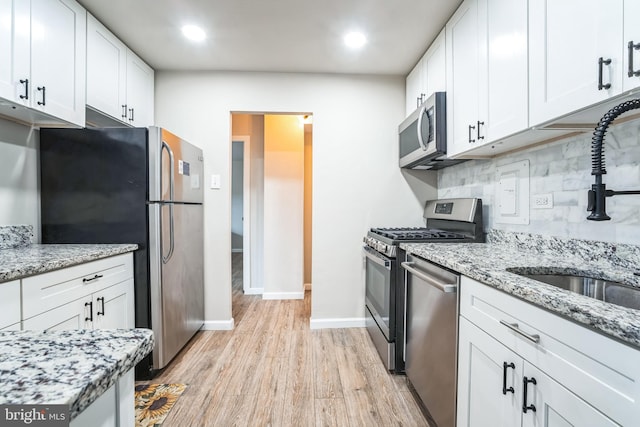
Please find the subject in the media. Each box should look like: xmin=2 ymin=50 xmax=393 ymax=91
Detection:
xmin=161 ymin=142 xmax=176 ymax=263
xmin=161 ymin=141 xmax=176 ymax=201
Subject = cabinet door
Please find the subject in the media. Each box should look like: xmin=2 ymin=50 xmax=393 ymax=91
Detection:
xmin=522 ymin=363 xmax=619 ymax=427
xmin=446 ymin=0 xmax=480 ymax=157
xmin=70 ymin=384 xmax=117 ymax=427
xmin=0 ymin=280 xmax=21 ymax=330
xmin=458 ymin=317 xmax=523 ymax=427
xmin=481 ymin=0 xmax=528 ymax=143
xmin=86 ymin=14 xmax=127 ymax=122
xmin=126 ymin=50 xmax=154 ymax=127
xmin=423 ymin=30 xmax=446 ymax=98
xmin=405 ymin=62 xmax=423 ymax=116
xmin=623 ymin=0 xmax=640 ymax=91
xmin=529 ymin=0 xmax=624 ymax=126
xmin=0 ymin=0 xmax=30 ymax=104
xmin=93 ymin=280 xmax=134 ymax=329
xmin=23 ymin=298 xmax=91 ymax=331
xmin=30 ymin=0 xmax=86 ymax=126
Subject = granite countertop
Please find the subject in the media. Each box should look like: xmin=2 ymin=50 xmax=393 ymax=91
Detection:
xmin=0 ymin=328 xmax=153 ymax=419
xmin=401 ymin=238 xmax=640 ymax=349
xmin=0 ymin=243 xmax=139 ymax=283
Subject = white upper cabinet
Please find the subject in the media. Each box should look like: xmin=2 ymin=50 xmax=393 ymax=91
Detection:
xmin=480 ymin=0 xmax=528 ymax=144
xmin=125 ymin=50 xmax=155 ymax=127
xmin=446 ymin=0 xmax=480 ymax=158
xmin=529 ymin=0 xmax=624 ymax=126
xmin=447 ymin=0 xmax=528 ymax=158
xmin=405 ymin=62 xmax=424 ymax=116
xmin=30 ymin=0 xmax=86 ymax=126
xmin=0 ymin=0 xmax=86 ymax=127
xmin=423 ymin=31 xmax=447 ymax=99
xmin=0 ymin=0 xmax=26 ymax=103
xmin=87 ymin=14 xmax=127 ymax=122
xmin=623 ymin=0 xmax=640 ymax=92
xmin=405 ymin=30 xmax=446 ymax=117
xmin=87 ymin=14 xmax=155 ymax=127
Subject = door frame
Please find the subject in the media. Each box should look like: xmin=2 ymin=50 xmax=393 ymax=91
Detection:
xmin=232 ymin=136 xmax=255 ymax=294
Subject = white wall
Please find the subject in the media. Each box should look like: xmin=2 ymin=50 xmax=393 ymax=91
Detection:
xmin=154 ymin=71 xmax=437 ymax=325
xmin=0 ymin=119 xmax=39 ymax=241
xmin=263 ymin=114 xmax=304 ymax=298
xmin=438 ymin=118 xmax=640 ymax=244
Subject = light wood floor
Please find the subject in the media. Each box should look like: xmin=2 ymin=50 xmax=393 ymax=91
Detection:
xmin=139 ymin=253 xmax=429 ymax=426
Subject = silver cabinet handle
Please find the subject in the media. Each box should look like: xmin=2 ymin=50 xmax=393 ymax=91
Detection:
xmin=500 ymin=320 xmax=540 ymax=343
xmin=401 ymin=261 xmax=458 ymax=293
xmin=362 ymin=246 xmax=391 ymax=270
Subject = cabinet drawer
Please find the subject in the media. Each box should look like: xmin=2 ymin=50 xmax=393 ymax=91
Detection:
xmin=0 ymin=280 xmax=21 ymax=329
xmin=22 ymin=254 xmax=133 ymax=320
xmin=460 ymin=276 xmax=640 ymax=426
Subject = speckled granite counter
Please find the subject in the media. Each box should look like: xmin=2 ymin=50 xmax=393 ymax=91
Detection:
xmin=0 ymin=328 xmax=153 ymax=419
xmin=401 ymin=236 xmax=640 ymax=349
xmin=0 ymin=244 xmax=138 ymax=283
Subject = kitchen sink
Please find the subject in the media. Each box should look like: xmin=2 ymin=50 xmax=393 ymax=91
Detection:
xmin=508 ymin=271 xmax=640 ymax=311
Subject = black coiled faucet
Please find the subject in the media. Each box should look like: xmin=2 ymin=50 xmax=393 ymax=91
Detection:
xmin=587 ymin=98 xmax=640 ymax=220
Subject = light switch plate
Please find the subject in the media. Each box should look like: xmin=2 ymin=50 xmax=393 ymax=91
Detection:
xmin=495 ymin=160 xmax=530 ymax=225
xmin=210 ymin=174 xmax=221 ymax=189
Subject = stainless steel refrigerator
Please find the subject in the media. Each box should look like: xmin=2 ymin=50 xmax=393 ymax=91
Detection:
xmin=40 ymin=126 xmax=204 ymax=378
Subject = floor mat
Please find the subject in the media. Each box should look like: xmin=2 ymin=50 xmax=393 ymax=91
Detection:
xmin=135 ymin=383 xmax=187 ymax=427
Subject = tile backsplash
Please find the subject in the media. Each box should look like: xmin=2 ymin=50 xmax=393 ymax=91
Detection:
xmin=438 ymin=118 xmax=640 ymax=245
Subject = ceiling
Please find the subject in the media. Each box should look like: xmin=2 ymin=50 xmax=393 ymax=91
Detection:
xmin=77 ymin=0 xmax=462 ymax=76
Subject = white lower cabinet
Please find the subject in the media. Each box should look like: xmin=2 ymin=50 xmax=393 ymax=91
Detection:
xmin=458 ymin=317 xmax=522 ymax=427
xmin=457 ymin=276 xmax=640 ymax=427
xmin=458 ymin=318 xmax=618 ymax=427
xmin=70 ymin=370 xmax=134 ymax=427
xmin=522 ymin=363 xmax=618 ymax=427
xmin=21 ymin=254 xmax=134 ymax=331
xmin=0 ymin=280 xmax=21 ymax=330
xmin=22 ymin=279 xmax=133 ymax=331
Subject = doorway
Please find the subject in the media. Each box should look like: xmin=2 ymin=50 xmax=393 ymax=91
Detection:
xmin=230 ymin=113 xmax=312 ymax=309
xmin=231 ymin=138 xmax=251 ymax=296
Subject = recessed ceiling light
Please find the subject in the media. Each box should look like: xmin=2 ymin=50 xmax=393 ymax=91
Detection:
xmin=344 ymin=31 xmax=367 ymax=49
xmin=182 ymin=25 xmax=206 ymax=42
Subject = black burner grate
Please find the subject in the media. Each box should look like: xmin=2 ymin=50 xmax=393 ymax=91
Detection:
xmin=370 ymin=227 xmax=465 ymax=241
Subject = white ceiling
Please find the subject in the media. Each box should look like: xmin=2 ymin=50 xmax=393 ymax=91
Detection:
xmin=77 ymin=0 xmax=462 ymax=75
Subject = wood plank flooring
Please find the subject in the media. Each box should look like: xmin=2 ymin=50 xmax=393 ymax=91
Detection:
xmin=139 ymin=253 xmax=429 ymax=426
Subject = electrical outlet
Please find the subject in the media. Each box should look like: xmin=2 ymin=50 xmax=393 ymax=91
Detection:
xmin=532 ymin=193 xmax=553 ymax=209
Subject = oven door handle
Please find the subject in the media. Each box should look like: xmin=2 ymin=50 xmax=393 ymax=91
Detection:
xmin=401 ymin=262 xmax=458 ymax=293
xmin=362 ymin=246 xmax=391 ymax=270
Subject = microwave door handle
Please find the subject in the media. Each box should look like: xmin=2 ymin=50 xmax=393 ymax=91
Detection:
xmin=416 ymin=104 xmax=427 ymax=150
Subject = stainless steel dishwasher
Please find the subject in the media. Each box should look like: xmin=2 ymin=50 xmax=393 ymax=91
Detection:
xmin=402 ymin=253 xmax=460 ymax=427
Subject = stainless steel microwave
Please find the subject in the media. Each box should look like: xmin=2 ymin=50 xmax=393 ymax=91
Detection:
xmin=399 ymin=92 xmax=463 ymax=170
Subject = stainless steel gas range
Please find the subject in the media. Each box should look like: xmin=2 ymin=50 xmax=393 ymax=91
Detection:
xmin=363 ymin=198 xmax=484 ymax=374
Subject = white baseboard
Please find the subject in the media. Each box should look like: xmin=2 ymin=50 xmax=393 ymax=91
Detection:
xmin=262 ymin=291 xmax=305 ymax=300
xmin=309 ymin=317 xmax=367 ymax=329
xmin=244 ymin=287 xmax=263 ymax=295
xmin=201 ymin=318 xmax=234 ymax=330
xmin=304 ymin=283 xmax=312 ymax=290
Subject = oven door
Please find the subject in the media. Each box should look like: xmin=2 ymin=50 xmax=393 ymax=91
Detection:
xmin=363 ymin=245 xmax=395 ymax=341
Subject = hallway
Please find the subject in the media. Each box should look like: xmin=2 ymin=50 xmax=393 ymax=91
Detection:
xmin=140 ymin=256 xmax=428 ymax=426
